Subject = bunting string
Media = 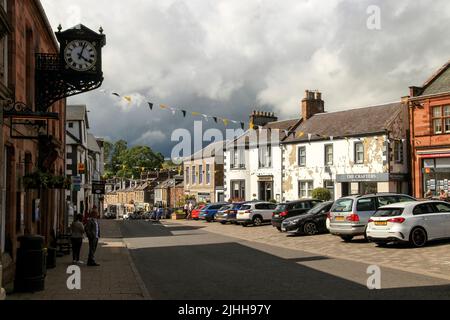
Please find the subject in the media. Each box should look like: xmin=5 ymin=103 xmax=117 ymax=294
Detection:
xmin=98 ymin=89 xmax=401 ymax=144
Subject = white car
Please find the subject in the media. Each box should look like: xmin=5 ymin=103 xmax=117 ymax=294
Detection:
xmin=366 ymin=201 xmax=450 ymax=247
xmin=237 ymin=202 xmax=278 ymax=227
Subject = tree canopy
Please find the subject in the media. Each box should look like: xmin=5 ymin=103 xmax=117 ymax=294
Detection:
xmin=103 ymin=140 xmax=164 ymax=179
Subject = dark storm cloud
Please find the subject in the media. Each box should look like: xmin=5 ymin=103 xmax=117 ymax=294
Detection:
xmin=41 ymin=0 xmax=450 ymax=156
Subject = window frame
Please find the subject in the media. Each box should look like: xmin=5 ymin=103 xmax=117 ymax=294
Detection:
xmin=185 ymin=167 xmax=190 ymax=185
xmin=324 ymin=144 xmax=334 ymax=166
xmin=206 ymin=164 xmax=211 ymax=185
xmin=259 ymin=145 xmax=272 ymax=169
xmin=432 ymin=105 xmax=450 ymax=135
xmin=354 ymin=142 xmax=364 ymax=164
xmin=298 ymin=146 xmax=306 ymax=167
xmin=191 ymin=166 xmax=196 ymax=185
xmin=199 ymin=164 xmax=203 ymax=185
xmin=298 ymin=180 xmax=314 ymax=199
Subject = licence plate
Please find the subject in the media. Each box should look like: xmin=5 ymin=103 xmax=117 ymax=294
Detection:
xmin=274 ymin=215 xmax=280 ymax=218
xmin=335 ymin=216 xmax=345 ymax=222
xmin=375 ymin=221 xmax=388 ymax=226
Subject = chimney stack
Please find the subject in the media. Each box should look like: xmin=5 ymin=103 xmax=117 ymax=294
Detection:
xmin=302 ymin=90 xmax=325 ymax=120
xmin=249 ymin=110 xmax=278 ymax=128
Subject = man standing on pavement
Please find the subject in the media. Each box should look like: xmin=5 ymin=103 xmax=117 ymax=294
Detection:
xmin=85 ymin=206 xmax=101 ymax=267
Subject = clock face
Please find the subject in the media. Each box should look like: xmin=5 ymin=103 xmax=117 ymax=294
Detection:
xmin=64 ymin=40 xmax=98 ymax=72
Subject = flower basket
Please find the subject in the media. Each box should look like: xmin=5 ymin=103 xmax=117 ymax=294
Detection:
xmin=23 ymin=171 xmax=71 ymax=190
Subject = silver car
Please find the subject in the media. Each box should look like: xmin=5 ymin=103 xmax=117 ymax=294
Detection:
xmin=237 ymin=202 xmax=278 ymax=227
xmin=328 ymin=193 xmax=416 ymax=242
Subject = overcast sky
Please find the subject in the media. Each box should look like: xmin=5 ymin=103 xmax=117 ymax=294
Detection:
xmin=41 ymin=0 xmax=450 ymax=156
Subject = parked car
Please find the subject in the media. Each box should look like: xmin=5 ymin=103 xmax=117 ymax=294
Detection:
xmin=367 ymin=201 xmax=450 ymax=248
xmin=281 ymin=201 xmax=334 ymax=236
xmin=191 ymin=205 xmax=206 ymax=220
xmin=199 ymin=203 xmax=228 ymax=222
xmin=237 ymin=202 xmax=278 ymax=227
xmin=215 ymin=203 xmax=246 ymax=224
xmin=328 ymin=193 xmax=417 ymax=242
xmin=272 ymin=199 xmax=323 ymax=231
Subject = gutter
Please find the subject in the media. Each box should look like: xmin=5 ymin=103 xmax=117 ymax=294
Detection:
xmin=409 ymin=91 xmax=450 ymax=102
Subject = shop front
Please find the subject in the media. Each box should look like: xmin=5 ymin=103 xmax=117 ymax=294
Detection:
xmin=421 ymin=156 xmax=450 ymax=198
xmin=336 ymin=173 xmax=408 ymax=197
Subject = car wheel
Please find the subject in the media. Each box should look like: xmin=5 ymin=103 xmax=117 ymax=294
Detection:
xmin=242 ymin=223 xmax=248 ymax=227
xmin=253 ymin=217 xmax=263 ymax=227
xmin=276 ymin=227 xmax=282 ymax=232
xmin=220 ymin=221 xmax=227 ymax=225
xmin=410 ymin=227 xmax=428 ymax=248
xmin=303 ymin=222 xmax=318 ymax=236
xmin=341 ymin=236 xmax=354 ymax=242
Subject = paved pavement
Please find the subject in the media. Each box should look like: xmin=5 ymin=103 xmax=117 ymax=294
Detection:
xmin=7 ymin=220 xmax=147 ymax=300
xmin=121 ymin=220 xmax=450 ymax=300
xmin=175 ymin=219 xmax=450 ymax=282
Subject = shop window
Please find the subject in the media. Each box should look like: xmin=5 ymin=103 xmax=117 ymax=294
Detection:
xmin=423 ymin=158 xmax=450 ymax=198
xmin=231 ymin=180 xmax=245 ymax=201
xmin=324 ymin=180 xmax=335 ymax=200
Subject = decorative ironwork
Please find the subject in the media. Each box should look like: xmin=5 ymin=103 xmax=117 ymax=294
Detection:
xmin=35 ymin=53 xmax=104 ymax=112
xmin=2 ymin=99 xmax=60 ymax=140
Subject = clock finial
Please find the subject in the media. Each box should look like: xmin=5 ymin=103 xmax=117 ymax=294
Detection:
xmin=99 ymin=26 xmax=104 ymax=34
xmin=57 ymin=24 xmax=62 ymax=32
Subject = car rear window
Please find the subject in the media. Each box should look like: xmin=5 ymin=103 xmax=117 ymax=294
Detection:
xmin=240 ymin=205 xmax=252 ymax=210
xmin=275 ymin=204 xmax=288 ymax=211
xmin=332 ymin=199 xmax=353 ymax=213
xmin=373 ymin=208 xmax=404 ymax=217
xmin=357 ymin=198 xmax=377 ymax=211
xmin=232 ymin=204 xmax=242 ymax=210
xmin=220 ymin=205 xmax=232 ymax=211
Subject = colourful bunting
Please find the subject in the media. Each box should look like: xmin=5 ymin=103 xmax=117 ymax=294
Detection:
xmin=182 ymin=110 xmax=187 ymax=118
xmin=148 ymin=103 xmax=154 ymax=110
xmin=124 ymin=96 xmax=132 ymax=103
xmin=297 ymin=131 xmax=305 ymax=138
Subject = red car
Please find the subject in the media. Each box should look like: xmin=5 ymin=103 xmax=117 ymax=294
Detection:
xmin=191 ymin=205 xmax=206 ymax=220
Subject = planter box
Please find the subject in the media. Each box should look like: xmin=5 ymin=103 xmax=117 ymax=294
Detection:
xmin=171 ymin=213 xmax=186 ymax=220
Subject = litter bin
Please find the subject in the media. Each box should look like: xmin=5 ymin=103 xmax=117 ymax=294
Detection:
xmin=14 ymin=235 xmax=47 ymax=293
xmin=46 ymin=247 xmax=56 ymax=269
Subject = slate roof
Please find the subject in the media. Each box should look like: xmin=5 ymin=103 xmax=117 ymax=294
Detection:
xmin=421 ymin=60 xmax=450 ymax=96
xmin=283 ymin=102 xmax=403 ymax=144
xmin=67 ymin=105 xmax=90 ymax=128
xmin=187 ymin=140 xmax=227 ymax=161
xmin=87 ymin=134 xmax=101 ymax=153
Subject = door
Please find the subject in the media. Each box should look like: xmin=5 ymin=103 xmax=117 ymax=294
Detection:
xmin=432 ymin=202 xmax=450 ymax=239
xmin=259 ymin=182 xmax=274 ymax=202
xmin=413 ymin=203 xmax=445 ymax=240
xmin=355 ymin=197 xmax=377 ymax=224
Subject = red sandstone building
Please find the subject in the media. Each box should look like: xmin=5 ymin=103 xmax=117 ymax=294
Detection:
xmin=1 ymin=0 xmax=66 ymax=290
xmin=409 ymin=60 xmax=450 ymax=199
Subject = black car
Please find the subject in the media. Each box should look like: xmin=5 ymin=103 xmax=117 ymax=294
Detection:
xmin=272 ymin=199 xmax=323 ymax=231
xmin=281 ymin=201 xmax=334 ymax=236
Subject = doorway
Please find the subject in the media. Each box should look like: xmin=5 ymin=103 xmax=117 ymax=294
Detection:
xmin=259 ymin=181 xmax=274 ymax=202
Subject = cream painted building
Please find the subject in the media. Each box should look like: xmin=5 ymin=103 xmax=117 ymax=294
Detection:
xmin=184 ymin=141 xmax=225 ymax=203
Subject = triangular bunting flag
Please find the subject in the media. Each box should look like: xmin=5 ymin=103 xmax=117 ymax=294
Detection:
xmin=124 ymin=96 xmax=132 ymax=103
xmin=297 ymin=131 xmax=305 ymax=138
xmin=182 ymin=110 xmax=187 ymax=118
xmin=308 ymin=133 xmax=313 ymax=142
xmin=223 ymin=119 xmax=229 ymax=127
xmin=148 ymin=102 xmax=154 ymax=110
xmin=160 ymin=104 xmax=168 ymax=110
xmin=240 ymin=122 xmax=245 ymax=130
xmin=112 ymin=93 xmax=121 ymax=97
xmin=192 ymin=112 xmax=201 ymax=116
xmin=213 ymin=117 xmax=218 ymax=123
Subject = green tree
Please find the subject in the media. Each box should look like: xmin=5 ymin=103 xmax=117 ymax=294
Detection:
xmin=312 ymin=188 xmax=332 ymax=201
xmin=103 ymin=140 xmax=114 ymax=178
xmin=117 ymin=146 xmax=164 ymax=178
xmin=111 ymin=140 xmax=128 ymax=176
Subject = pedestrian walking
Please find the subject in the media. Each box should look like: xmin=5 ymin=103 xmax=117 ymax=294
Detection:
xmin=187 ymin=202 xmax=194 ymax=220
xmin=184 ymin=203 xmax=189 ymax=216
xmin=425 ymin=189 xmax=433 ymax=199
xmin=85 ymin=206 xmax=101 ymax=267
xmin=70 ymin=214 xmax=85 ymax=264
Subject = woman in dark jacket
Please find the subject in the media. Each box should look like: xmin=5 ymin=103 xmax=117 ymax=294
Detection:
xmin=70 ymin=214 xmax=85 ymax=264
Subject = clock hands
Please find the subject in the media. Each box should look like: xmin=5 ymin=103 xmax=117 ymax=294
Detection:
xmin=78 ymin=42 xmax=87 ymax=60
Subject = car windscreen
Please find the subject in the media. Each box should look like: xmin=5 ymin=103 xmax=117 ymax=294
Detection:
xmin=231 ymin=204 xmax=243 ymax=210
xmin=219 ymin=205 xmax=232 ymax=211
xmin=373 ymin=208 xmax=404 ymax=217
xmin=331 ymin=199 xmax=353 ymax=213
xmin=240 ymin=205 xmax=252 ymax=210
xmin=309 ymin=202 xmax=332 ymax=215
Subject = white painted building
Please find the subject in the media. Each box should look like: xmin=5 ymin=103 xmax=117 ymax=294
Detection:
xmin=224 ymin=111 xmax=299 ymax=202
xmin=281 ymin=92 xmax=410 ymax=201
